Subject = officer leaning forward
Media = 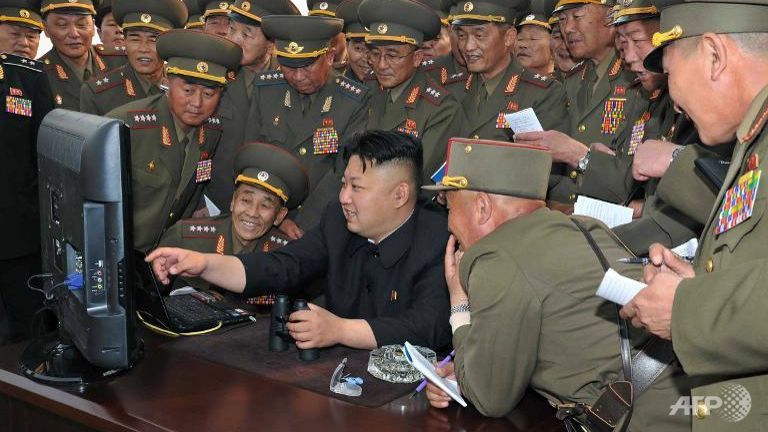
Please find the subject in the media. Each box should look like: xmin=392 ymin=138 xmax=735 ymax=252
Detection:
xmin=0 ymin=0 xmax=54 ymax=343
xmin=106 ymin=29 xmax=242 ymax=252
xmin=244 ymin=14 xmax=370 ymax=234
xmin=160 ymin=142 xmax=308 ymax=308
xmin=335 ymin=0 xmax=378 ymax=90
xmin=80 ymin=0 xmax=187 ymax=115
xmin=359 ymin=0 xmax=465 ymax=186
xmin=38 ymin=0 xmax=124 ymax=110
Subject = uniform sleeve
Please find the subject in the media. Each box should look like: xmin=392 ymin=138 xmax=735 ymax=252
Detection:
xmin=32 ymin=72 xmax=54 ymax=165
xmin=237 ymin=207 xmax=330 ymax=297
xmin=612 ymin=198 xmax=700 ymax=255
xmin=79 ymin=82 xmax=99 ymax=115
xmin=578 ymin=151 xmax=637 ymax=204
xmin=365 ymin=248 xmax=451 ymax=350
xmin=672 ymin=259 xmax=768 ymax=377
xmin=344 ymin=90 xmax=371 ymax=139
xmin=454 ymin=250 xmax=542 ymax=417
xmin=157 ymin=220 xmax=183 ymax=248
xmin=538 ymin=83 xmax=570 ymax=133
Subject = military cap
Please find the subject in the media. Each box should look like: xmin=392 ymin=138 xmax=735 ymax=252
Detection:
xmin=612 ymin=0 xmax=667 ymax=26
xmin=261 ymin=15 xmax=343 ymax=68
xmin=40 ymin=0 xmax=98 ymax=15
xmin=198 ymin=0 xmax=231 ymax=19
xmin=95 ymin=0 xmax=110 ymax=27
xmin=419 ymin=0 xmax=453 ymax=25
xmin=183 ymin=0 xmax=204 ymax=29
xmin=308 ymin=1 xmax=341 ymax=17
xmin=517 ymin=12 xmax=552 ymax=29
xmin=644 ymin=0 xmax=768 ymax=73
xmin=336 ymin=0 xmax=366 ymax=39
xmin=450 ymin=0 xmax=525 ymax=25
xmin=228 ymin=0 xmax=299 ymax=27
xmin=0 ymin=0 xmax=43 ymax=30
xmin=157 ymin=29 xmax=242 ymax=86
xmin=234 ymin=142 xmax=310 ymax=210
xmin=113 ymin=0 xmax=188 ymax=34
xmin=552 ymin=0 xmax=612 ymax=14
xmin=358 ymin=0 xmax=442 ymax=47
xmin=423 ymin=138 xmax=552 ymax=200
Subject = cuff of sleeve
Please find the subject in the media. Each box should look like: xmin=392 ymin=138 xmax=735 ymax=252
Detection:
xmin=449 ymin=312 xmax=470 ymax=334
xmin=235 ymin=253 xmax=256 ymax=297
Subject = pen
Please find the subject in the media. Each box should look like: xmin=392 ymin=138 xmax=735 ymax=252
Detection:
xmin=618 ymin=256 xmax=695 ymax=265
xmin=410 ymin=350 xmax=455 ymax=398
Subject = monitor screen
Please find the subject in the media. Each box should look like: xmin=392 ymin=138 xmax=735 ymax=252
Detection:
xmin=35 ymin=109 xmax=139 ymax=371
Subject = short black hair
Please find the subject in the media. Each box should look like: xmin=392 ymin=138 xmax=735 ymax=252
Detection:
xmin=342 ymin=130 xmax=423 ymax=188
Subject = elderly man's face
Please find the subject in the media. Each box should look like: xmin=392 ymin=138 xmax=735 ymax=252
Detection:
xmin=558 ymin=4 xmax=614 ymax=61
xmin=514 ymin=25 xmax=553 ymax=73
xmin=420 ymin=26 xmax=452 ymax=61
xmin=616 ymin=19 xmax=664 ymax=92
xmin=204 ymin=15 xmax=230 ymax=38
xmin=346 ymin=39 xmax=371 ymax=81
xmin=98 ymin=12 xmax=124 ymax=50
xmin=230 ymin=183 xmax=288 ymax=245
xmin=0 ymin=23 xmax=40 ymax=58
xmin=166 ymin=75 xmax=223 ymax=127
xmin=281 ymin=54 xmax=333 ymax=95
xmin=228 ymin=19 xmax=272 ymax=69
xmin=44 ymin=12 xmax=95 ymax=60
xmin=125 ymin=30 xmax=161 ymax=77
xmin=445 ymin=190 xmax=482 ymax=251
xmin=455 ymin=23 xmax=514 ymax=76
xmin=369 ymin=43 xmax=421 ymax=89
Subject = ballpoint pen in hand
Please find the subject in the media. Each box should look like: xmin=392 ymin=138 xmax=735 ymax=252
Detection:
xmin=410 ymin=350 xmax=455 ymax=398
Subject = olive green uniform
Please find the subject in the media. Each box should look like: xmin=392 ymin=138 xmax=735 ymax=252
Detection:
xmin=366 ymin=69 xmax=463 ymax=185
xmin=670 ymin=85 xmax=768 ymax=432
xmin=549 ymin=53 xmax=646 ymax=204
xmin=244 ymin=72 xmax=370 ymax=229
xmin=106 ymin=94 xmax=224 ymax=251
xmin=421 ymin=54 xmax=469 ymax=102
xmin=453 ymin=209 xmax=690 ymax=431
xmin=39 ymin=46 xmax=124 ymax=110
xmin=79 ymin=64 xmax=164 ymax=115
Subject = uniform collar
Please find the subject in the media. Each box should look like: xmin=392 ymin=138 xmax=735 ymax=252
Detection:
xmin=350 ymin=207 xmax=418 ymax=268
xmin=737 ymin=84 xmax=768 ymax=145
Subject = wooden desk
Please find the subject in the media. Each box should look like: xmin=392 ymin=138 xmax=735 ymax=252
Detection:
xmin=0 ymin=331 xmax=561 ymax=432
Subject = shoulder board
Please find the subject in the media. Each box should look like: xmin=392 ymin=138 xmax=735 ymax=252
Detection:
xmin=520 ymin=69 xmax=554 ymax=88
xmin=94 ymin=44 xmax=126 ymax=57
xmin=335 ymin=75 xmax=367 ymax=101
xmin=204 ymin=115 xmax=222 ymax=130
xmin=649 ymin=88 xmax=662 ymax=101
xmin=254 ymin=71 xmax=286 ymax=86
xmin=0 ymin=53 xmax=43 ymax=72
xmin=420 ymin=58 xmax=439 ymax=72
xmin=421 ymin=79 xmax=449 ymax=106
xmin=266 ymin=232 xmax=291 ymax=248
xmin=444 ymin=70 xmax=467 ymax=85
xmin=181 ymin=218 xmax=225 ymax=239
xmin=127 ymin=109 xmax=160 ymax=128
xmin=564 ymin=61 xmax=586 ymax=78
xmin=87 ymin=66 xmax=126 ymax=93
xmin=363 ymin=70 xmax=378 ymax=82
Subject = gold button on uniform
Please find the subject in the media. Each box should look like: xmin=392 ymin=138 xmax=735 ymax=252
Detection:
xmin=695 ymin=401 xmax=709 ymax=419
xmin=705 ymin=258 xmax=714 ymax=273
xmin=472 ymin=135 xmax=479 ymax=139
xmin=569 ymin=193 xmax=576 ymax=201
xmin=578 ymin=125 xmax=586 ymax=133
xmin=298 ymin=147 xmax=307 ymax=156
xmin=569 ymin=170 xmax=578 ymax=180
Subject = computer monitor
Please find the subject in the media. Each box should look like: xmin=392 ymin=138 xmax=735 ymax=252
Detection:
xmin=20 ymin=109 xmax=142 ymax=385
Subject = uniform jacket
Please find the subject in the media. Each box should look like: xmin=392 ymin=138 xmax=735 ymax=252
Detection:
xmin=0 ymin=54 xmax=54 ymax=259
xmin=80 ymin=63 xmax=163 ymax=116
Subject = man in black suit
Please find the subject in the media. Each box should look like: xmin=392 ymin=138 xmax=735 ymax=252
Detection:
xmin=0 ymin=36 xmax=55 ymax=343
xmin=147 ymin=131 xmax=451 ymax=350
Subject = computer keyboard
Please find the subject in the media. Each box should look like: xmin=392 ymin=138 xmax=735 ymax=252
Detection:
xmin=164 ymin=295 xmax=250 ymax=330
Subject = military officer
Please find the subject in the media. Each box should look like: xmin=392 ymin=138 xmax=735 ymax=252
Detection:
xmin=198 ymin=0 xmax=231 ymax=38
xmin=449 ymin=1 xmax=569 ymax=142
xmin=0 ymin=0 xmax=43 ymax=59
xmin=417 ymin=0 xmax=452 ymax=61
xmin=203 ymin=0 xmax=300 ymax=212
xmin=106 ymin=29 xmax=242 ymax=252
xmin=420 ymin=2 xmax=469 ymax=99
xmin=549 ymin=15 xmax=577 ymax=80
xmin=516 ymin=0 xmax=645 ymax=205
xmin=160 ymin=142 xmax=308 ymax=306
xmin=38 ymin=0 xmax=123 ymax=110
xmin=244 ymin=14 xmax=370 ymax=233
xmin=0 ymin=40 xmax=54 ymax=343
xmin=95 ymin=0 xmax=124 ymax=52
xmin=620 ymin=3 xmax=768 ymax=430
xmin=359 ymin=0 xmax=464 ymax=186
xmin=423 ymin=138 xmax=690 ymax=431
xmin=308 ymin=1 xmax=348 ymax=69
xmin=80 ymin=0 xmax=187 ymax=115
xmin=335 ymin=0 xmax=377 ymax=89
xmin=514 ymin=12 xmax=555 ymax=77
xmin=183 ymin=0 xmax=204 ymax=30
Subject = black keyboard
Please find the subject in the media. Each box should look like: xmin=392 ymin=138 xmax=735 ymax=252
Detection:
xmin=164 ymin=295 xmax=250 ymax=331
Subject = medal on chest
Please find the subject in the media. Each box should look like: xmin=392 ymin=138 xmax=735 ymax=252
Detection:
xmin=195 ymin=158 xmax=213 ymax=183
xmin=628 ymin=111 xmax=651 ymax=155
xmin=495 ymin=101 xmax=520 ymax=129
xmin=5 ymin=95 xmax=32 ymax=117
xmin=716 ymin=167 xmax=761 ymax=235
xmin=601 ymin=97 xmax=626 ymax=135
xmin=313 ymin=117 xmax=339 ymax=155
xmin=397 ymin=118 xmax=419 ymax=138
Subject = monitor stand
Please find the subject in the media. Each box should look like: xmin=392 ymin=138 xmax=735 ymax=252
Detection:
xmin=18 ymin=332 xmax=143 ymax=389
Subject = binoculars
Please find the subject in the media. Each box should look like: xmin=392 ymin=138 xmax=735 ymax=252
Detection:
xmin=268 ymin=295 xmax=319 ymax=361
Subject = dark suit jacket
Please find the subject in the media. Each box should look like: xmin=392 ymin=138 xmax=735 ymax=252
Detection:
xmin=238 ymin=202 xmax=451 ymax=350
xmin=1 ymin=54 xmax=54 ymax=259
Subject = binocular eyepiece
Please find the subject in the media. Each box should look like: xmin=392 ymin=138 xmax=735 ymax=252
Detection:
xmin=268 ymin=295 xmax=319 ymax=361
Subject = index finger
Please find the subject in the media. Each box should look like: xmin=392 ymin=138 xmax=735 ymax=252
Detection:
xmin=513 ymin=131 xmax=546 ymax=142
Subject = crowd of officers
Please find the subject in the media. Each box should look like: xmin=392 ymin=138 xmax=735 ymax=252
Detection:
xmin=2 ymin=0 xmax=767 ymax=430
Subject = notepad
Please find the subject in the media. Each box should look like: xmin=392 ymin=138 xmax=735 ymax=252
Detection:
xmin=596 ymin=269 xmax=647 ymax=306
xmin=204 ymin=194 xmax=221 ymax=217
xmin=402 ymin=342 xmax=467 ymax=407
xmin=504 ymin=108 xmax=544 ymax=133
xmin=574 ymin=196 xmax=634 ymax=228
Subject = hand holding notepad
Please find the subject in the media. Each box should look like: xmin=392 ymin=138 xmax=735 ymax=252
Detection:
xmin=402 ymin=341 xmax=467 ymax=407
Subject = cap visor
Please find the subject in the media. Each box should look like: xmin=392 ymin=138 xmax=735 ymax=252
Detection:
xmin=643 ymin=44 xmax=665 ymax=74
xmin=276 ymin=56 xmax=318 ymax=68
xmin=421 ymin=184 xmax=457 ymax=192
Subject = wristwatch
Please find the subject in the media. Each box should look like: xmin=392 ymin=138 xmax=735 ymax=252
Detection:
xmin=577 ymin=150 xmax=591 ymax=173
xmin=670 ymin=146 xmax=684 ymax=163
xmin=450 ymin=303 xmax=470 ymax=314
